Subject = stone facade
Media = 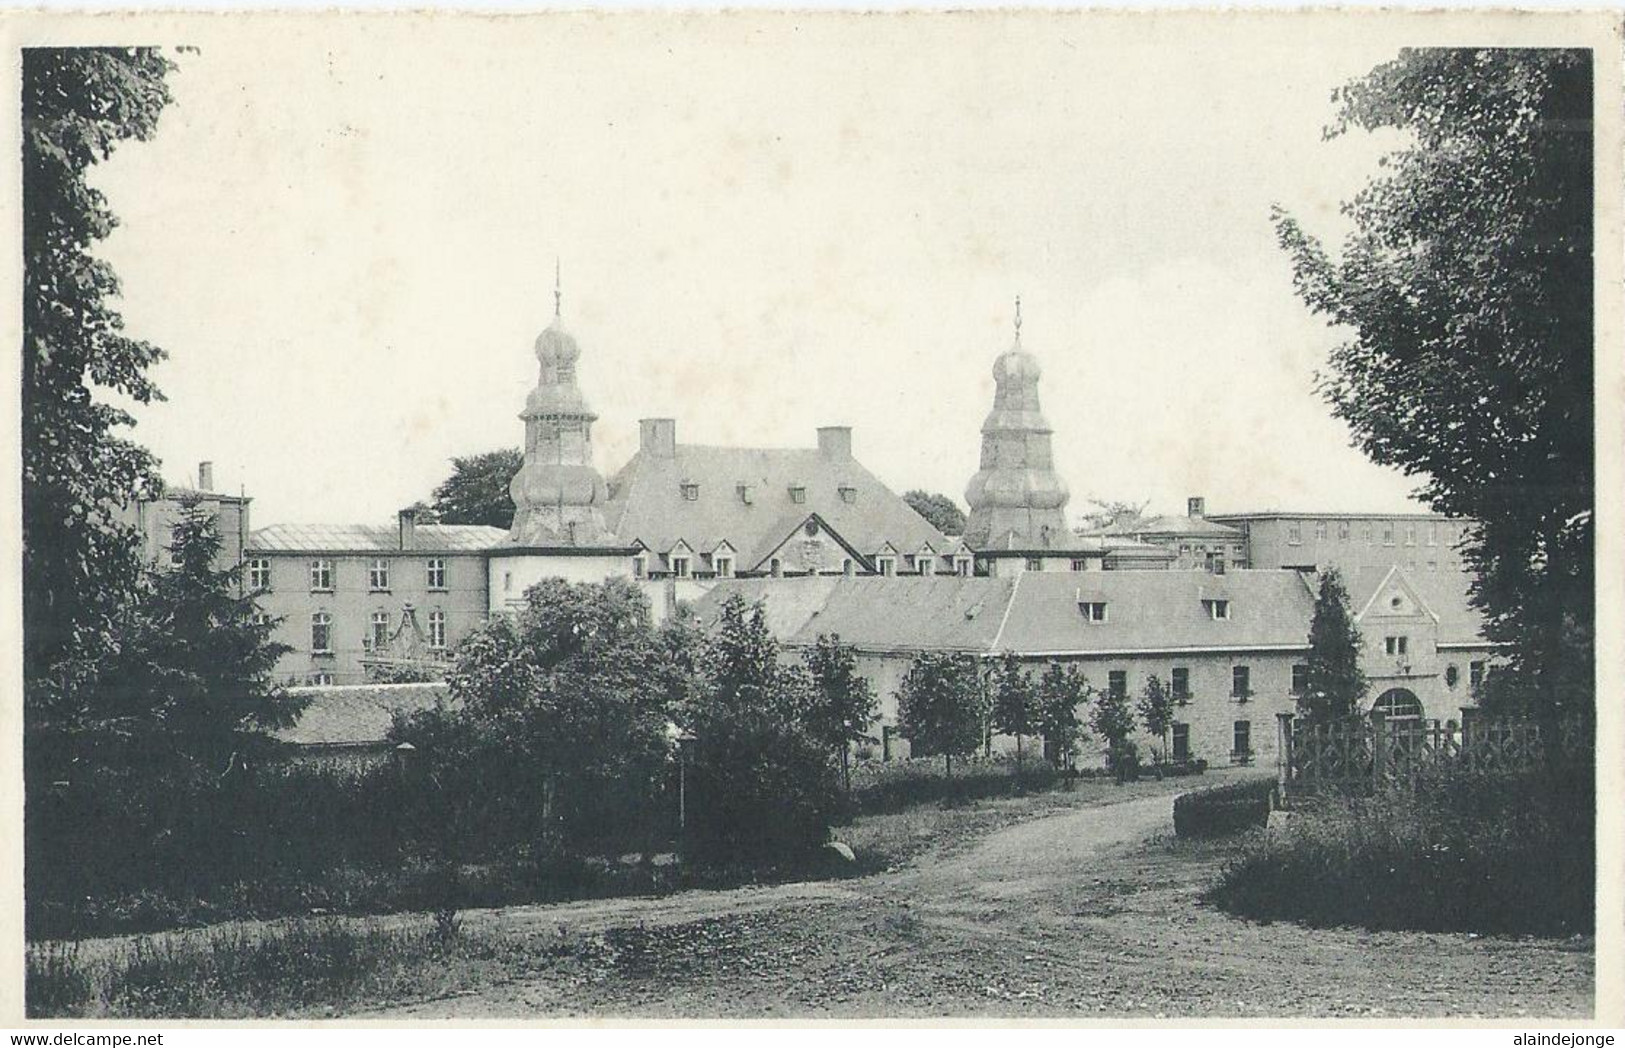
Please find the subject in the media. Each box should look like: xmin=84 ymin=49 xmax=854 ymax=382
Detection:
xmin=1208 ymin=511 xmax=1471 ymax=577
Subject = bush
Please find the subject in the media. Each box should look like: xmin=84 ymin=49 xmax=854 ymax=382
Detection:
xmin=1173 ymin=777 xmax=1274 ymax=838
xmin=1207 ymin=767 xmax=1593 ymax=935
xmin=849 ymin=755 xmax=1065 ymax=813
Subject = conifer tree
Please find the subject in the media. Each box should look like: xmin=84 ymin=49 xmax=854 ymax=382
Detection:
xmin=1302 ymin=568 xmax=1367 ymax=720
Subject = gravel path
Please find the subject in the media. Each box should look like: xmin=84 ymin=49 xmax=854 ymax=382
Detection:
xmin=363 ymin=788 xmax=1593 ymax=1020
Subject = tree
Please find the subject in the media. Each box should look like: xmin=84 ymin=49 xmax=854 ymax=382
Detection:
xmin=1090 ymin=678 xmax=1137 ymax=779
xmin=1076 ymin=498 xmax=1151 ymax=533
xmin=430 ymin=448 xmax=523 ymax=528
xmin=802 ymin=634 xmax=878 ymax=793
xmin=895 ymin=652 xmax=987 ymax=779
xmin=903 ymin=490 xmax=967 ymax=537
xmin=1301 ymin=568 xmax=1367 ymax=720
xmin=1137 ymin=673 xmax=1175 ymax=764
xmin=1274 ymin=49 xmax=1593 ymax=728
xmin=23 ymin=47 xmax=176 ymax=726
xmin=989 ymin=653 xmax=1038 ymax=767
xmin=682 ymin=596 xmax=841 ymax=862
xmin=428 ymin=577 xmax=676 ymax=853
xmin=1035 ymin=662 xmax=1091 ymax=769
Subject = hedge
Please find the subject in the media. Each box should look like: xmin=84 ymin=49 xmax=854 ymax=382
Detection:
xmin=1172 ymin=777 xmax=1275 ymax=838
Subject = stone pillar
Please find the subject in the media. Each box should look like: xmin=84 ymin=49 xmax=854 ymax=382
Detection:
xmin=1275 ymin=712 xmax=1295 ymax=807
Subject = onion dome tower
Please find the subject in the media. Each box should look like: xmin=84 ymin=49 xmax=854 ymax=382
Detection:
xmin=505 ymin=267 xmax=618 ymax=548
xmin=962 ymin=298 xmax=1076 ymax=553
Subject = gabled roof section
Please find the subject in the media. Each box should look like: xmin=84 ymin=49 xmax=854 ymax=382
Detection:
xmin=605 ymin=442 xmax=948 ymax=569
xmin=250 ymin=523 xmax=507 ymax=553
xmin=746 ymin=512 xmax=872 ymax=572
xmin=993 ymin=570 xmax=1316 ymax=656
xmin=1105 ymin=514 xmax=1243 ymax=539
xmin=273 ymin=682 xmax=456 ymax=748
xmin=1349 ymin=566 xmax=1487 ymax=645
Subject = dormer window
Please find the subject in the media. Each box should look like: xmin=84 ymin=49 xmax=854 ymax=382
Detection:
xmin=789 ymin=485 xmax=807 ymax=504
xmin=632 ymin=555 xmax=647 ymax=579
xmin=876 ymin=556 xmax=896 ymax=577
xmin=1204 ymin=599 xmax=1230 ymax=621
xmin=954 ymin=556 xmax=973 ymax=577
xmin=769 ymin=558 xmax=783 ymax=577
xmin=671 ymin=556 xmax=691 ymax=579
xmin=842 ymin=558 xmax=855 ymax=576
xmin=1079 ymin=601 xmax=1108 ymax=623
xmin=681 ymin=483 xmax=700 ymax=501
xmin=839 ymin=486 xmax=857 ymax=504
xmin=714 ymin=555 xmax=733 ymax=578
xmin=917 ymin=554 xmax=936 ymax=577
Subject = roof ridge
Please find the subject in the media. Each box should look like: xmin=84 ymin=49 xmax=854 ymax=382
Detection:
xmin=988 ymin=572 xmax=1022 ymax=654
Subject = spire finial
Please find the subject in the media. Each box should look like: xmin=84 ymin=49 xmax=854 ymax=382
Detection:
xmin=554 ymin=257 xmax=562 ymax=318
xmin=1014 ymin=295 xmax=1022 ymax=342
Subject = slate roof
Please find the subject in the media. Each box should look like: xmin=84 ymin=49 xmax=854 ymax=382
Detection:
xmin=604 ymin=444 xmax=948 ymax=568
xmin=274 ymin=682 xmax=456 ymax=748
xmin=1093 ymin=514 xmax=1243 ymax=539
xmin=249 ymin=523 xmax=508 ymax=553
xmin=1348 ymin=565 xmax=1490 ymax=647
xmin=692 ymin=570 xmax=1318 ymax=656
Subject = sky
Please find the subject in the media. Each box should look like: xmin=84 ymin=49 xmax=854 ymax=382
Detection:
xmin=89 ymin=13 xmax=1436 ymax=529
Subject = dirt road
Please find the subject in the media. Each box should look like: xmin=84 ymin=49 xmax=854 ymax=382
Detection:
xmin=365 ymin=789 xmax=1593 ymax=1019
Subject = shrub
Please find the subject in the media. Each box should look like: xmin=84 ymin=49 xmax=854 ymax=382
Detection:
xmin=1173 ymin=777 xmax=1275 ymax=838
xmin=1207 ymin=767 xmax=1593 ymax=935
xmin=850 ymin=755 xmax=1062 ymax=813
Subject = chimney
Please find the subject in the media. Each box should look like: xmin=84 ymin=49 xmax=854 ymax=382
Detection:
xmin=198 ymin=461 xmax=215 ymax=492
xmin=817 ymin=426 xmax=852 ymax=459
xmin=398 ymin=507 xmax=417 ymax=550
xmin=639 ymin=418 xmax=677 ymax=458
xmin=1187 ymin=496 xmax=1206 ymax=519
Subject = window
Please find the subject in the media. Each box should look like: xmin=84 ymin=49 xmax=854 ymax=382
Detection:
xmin=1025 ymin=557 xmax=1044 ymax=572
xmin=369 ymin=558 xmax=390 ymax=591
xmin=1287 ymin=522 xmax=1302 ymax=545
xmin=769 ymin=558 xmax=782 ymax=578
xmin=311 ymin=671 xmax=335 ymax=686
xmin=1427 ymin=523 xmax=1438 ymax=546
xmin=1405 ymin=524 xmax=1417 ymax=546
xmin=428 ymin=610 xmax=446 ymax=649
xmin=310 ymin=559 xmax=333 ymax=591
xmin=1204 ymin=599 xmax=1230 ymax=621
xmin=1314 ymin=521 xmax=1327 ymax=541
xmin=714 ymin=556 xmax=734 ymax=579
xmin=877 ymin=556 xmax=895 ymax=577
xmin=1233 ymin=720 xmax=1252 ymax=761
xmin=918 ymin=555 xmax=936 ymax=577
xmin=1171 ymin=667 xmax=1190 ymax=700
xmin=1427 ymin=561 xmax=1438 ymax=572
xmin=1470 ymin=660 xmax=1486 ymax=693
xmin=839 ymin=486 xmax=857 ymax=504
xmin=1079 ymin=601 xmax=1108 ymax=623
xmin=632 ymin=556 xmax=646 ymax=579
xmin=1231 ymin=665 xmax=1251 ymax=699
xmin=248 ymin=558 xmax=272 ymax=591
xmin=1338 ymin=522 xmax=1350 ymax=542
xmin=1108 ymin=671 xmax=1127 ymax=698
xmin=1385 ymin=635 xmax=1408 ymax=657
xmin=427 ymin=558 xmax=446 ymax=589
xmin=955 ymin=557 xmax=972 ymax=577
xmin=1291 ymin=663 xmax=1309 ymax=695
xmin=311 ymin=612 xmax=332 ymax=653
xmin=1172 ymin=723 xmax=1191 ymax=762
xmin=503 ymin=571 xmax=513 ymax=592
xmin=789 ymin=485 xmax=806 ymax=504
xmin=1071 ymin=558 xmax=1089 ymax=572
xmin=737 ymin=484 xmax=753 ymax=504
xmin=252 ymin=611 xmax=273 ymax=629
xmin=843 ymin=558 xmax=855 ymax=576
xmin=370 ymin=611 xmax=389 ymax=649
xmin=672 ymin=556 xmax=691 ymax=579
xmin=1445 ymin=664 xmax=1460 ymax=688
xmin=1382 ymin=522 xmax=1396 ymax=546
xmin=681 ymin=483 xmax=699 ymax=501
xmin=1363 ymin=524 xmax=1373 ymax=543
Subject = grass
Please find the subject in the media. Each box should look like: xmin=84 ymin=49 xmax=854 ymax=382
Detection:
xmin=27 ymin=915 xmax=601 ymax=1019
xmin=1206 ymin=767 xmax=1593 ymax=936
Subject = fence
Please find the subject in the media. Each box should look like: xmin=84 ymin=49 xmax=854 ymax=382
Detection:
xmin=1276 ymin=708 xmax=1592 ymax=806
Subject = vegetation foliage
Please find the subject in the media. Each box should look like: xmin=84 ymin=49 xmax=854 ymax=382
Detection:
xmin=902 ymin=490 xmax=967 ymax=537
xmin=1301 ymin=568 xmax=1367 ymax=720
xmin=429 ymin=447 xmax=523 ymax=528
xmin=1274 ymin=49 xmax=1593 ymax=724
